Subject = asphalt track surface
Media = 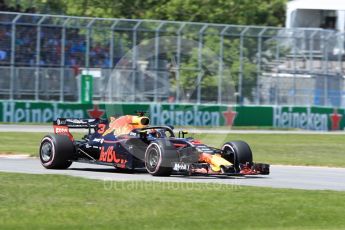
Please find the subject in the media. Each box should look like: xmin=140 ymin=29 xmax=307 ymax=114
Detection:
xmin=0 ymin=158 xmax=344 ymax=191
xmin=0 ymin=124 xmax=345 ymax=191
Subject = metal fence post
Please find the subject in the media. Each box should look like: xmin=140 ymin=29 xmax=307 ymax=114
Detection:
xmin=154 ymin=22 xmax=165 ymax=102
xmin=337 ymin=32 xmax=344 ymax=107
xmin=336 ymin=32 xmax=343 ymax=74
xmin=86 ymin=19 xmax=96 ymax=70
xmin=131 ymin=21 xmax=142 ymax=102
xmin=132 ymin=21 xmax=142 ymax=69
xmin=309 ymin=30 xmax=318 ymax=72
xmin=324 ymin=32 xmax=332 ymax=106
xmin=35 ymin=16 xmax=46 ymax=101
xmin=321 ymin=31 xmax=327 ymax=106
xmin=292 ymin=33 xmax=297 ymax=105
xmin=256 ymin=28 xmax=267 ymax=105
xmin=109 ymin=20 xmax=119 ymax=69
xmin=218 ymin=26 xmax=229 ymax=104
xmin=9 ymin=14 xmax=21 ymax=101
xmin=338 ymin=33 xmax=345 ymax=106
xmin=175 ymin=23 xmax=186 ymax=103
xmin=197 ymin=25 xmax=208 ymax=104
xmin=239 ymin=27 xmax=249 ymax=105
xmin=272 ymin=29 xmax=279 ymax=106
xmin=60 ymin=18 xmax=69 ymax=102
xmin=106 ymin=20 xmax=119 ymax=101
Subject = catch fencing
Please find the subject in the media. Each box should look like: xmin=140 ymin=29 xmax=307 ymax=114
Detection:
xmin=0 ymin=11 xmax=345 ymax=106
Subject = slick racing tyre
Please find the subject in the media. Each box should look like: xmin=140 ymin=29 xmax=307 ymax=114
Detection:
xmin=39 ymin=134 xmax=74 ymax=169
xmin=145 ymin=140 xmax=177 ymax=176
xmin=221 ymin=141 xmax=253 ymax=168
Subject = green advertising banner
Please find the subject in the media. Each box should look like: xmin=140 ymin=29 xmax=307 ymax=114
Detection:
xmin=0 ymin=101 xmax=344 ymax=131
xmin=80 ymin=75 xmax=93 ymax=104
xmin=271 ymin=106 xmax=343 ymax=131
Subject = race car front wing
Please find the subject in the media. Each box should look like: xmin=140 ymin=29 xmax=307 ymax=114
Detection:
xmin=172 ymin=162 xmax=270 ymax=176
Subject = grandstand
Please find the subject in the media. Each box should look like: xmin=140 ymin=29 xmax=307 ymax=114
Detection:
xmin=0 ymin=11 xmax=344 ymax=106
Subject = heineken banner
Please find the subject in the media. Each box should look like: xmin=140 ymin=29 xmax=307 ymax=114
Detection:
xmin=0 ymin=101 xmax=344 ymax=131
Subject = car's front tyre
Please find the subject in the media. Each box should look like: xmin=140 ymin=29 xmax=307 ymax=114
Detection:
xmin=145 ymin=141 xmax=176 ymax=176
xmin=221 ymin=141 xmax=253 ymax=169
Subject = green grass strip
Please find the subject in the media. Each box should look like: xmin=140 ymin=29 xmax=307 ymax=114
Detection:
xmin=0 ymin=172 xmax=344 ymax=230
xmin=192 ymin=133 xmax=345 ymax=167
xmin=1 ymin=132 xmax=345 ymax=167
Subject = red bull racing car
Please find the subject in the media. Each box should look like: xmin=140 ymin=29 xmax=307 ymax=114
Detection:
xmin=39 ymin=114 xmax=270 ymax=177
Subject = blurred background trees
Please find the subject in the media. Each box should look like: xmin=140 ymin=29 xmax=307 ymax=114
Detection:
xmin=4 ymin=0 xmax=287 ymax=26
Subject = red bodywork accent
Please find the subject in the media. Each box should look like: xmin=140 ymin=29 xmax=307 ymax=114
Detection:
xmin=173 ymin=143 xmax=188 ymax=148
xmin=190 ymin=140 xmax=202 ymax=145
xmin=240 ymin=164 xmax=257 ymax=175
xmin=53 ymin=125 xmax=74 ymax=141
xmin=97 ymin=124 xmax=106 ymax=134
xmin=173 ymin=139 xmax=202 ymax=148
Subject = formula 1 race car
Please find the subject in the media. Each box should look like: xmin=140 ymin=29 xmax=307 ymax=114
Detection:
xmin=39 ymin=113 xmax=270 ymax=177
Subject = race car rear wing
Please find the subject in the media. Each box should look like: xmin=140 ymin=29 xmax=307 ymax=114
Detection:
xmin=53 ymin=118 xmax=107 ymax=140
xmin=53 ymin=118 xmax=106 ymax=129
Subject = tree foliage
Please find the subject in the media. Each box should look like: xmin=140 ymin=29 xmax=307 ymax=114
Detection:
xmin=6 ymin=0 xmax=287 ymax=26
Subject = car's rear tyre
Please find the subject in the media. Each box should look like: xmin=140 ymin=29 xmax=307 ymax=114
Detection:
xmin=221 ymin=141 xmax=253 ymax=169
xmin=145 ymin=141 xmax=176 ymax=176
xmin=39 ymin=134 xmax=74 ymax=169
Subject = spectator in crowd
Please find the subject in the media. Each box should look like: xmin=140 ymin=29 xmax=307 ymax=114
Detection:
xmin=0 ymin=27 xmax=10 ymax=64
xmin=0 ymin=0 xmax=7 ymax=11
xmin=0 ymin=6 xmax=125 ymax=68
xmin=0 ymin=49 xmax=6 ymax=60
xmin=0 ymin=0 xmax=36 ymax=13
